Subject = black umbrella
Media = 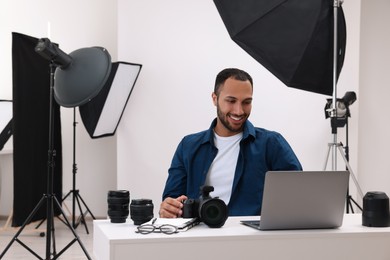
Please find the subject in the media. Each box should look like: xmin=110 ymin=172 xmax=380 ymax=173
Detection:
xmin=213 ymin=0 xmax=346 ymax=96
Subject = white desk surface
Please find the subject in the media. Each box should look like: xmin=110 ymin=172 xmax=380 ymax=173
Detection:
xmin=93 ymin=214 xmax=390 ymax=260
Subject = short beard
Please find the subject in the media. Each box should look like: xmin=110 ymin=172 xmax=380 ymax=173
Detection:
xmin=216 ymin=104 xmax=246 ymax=134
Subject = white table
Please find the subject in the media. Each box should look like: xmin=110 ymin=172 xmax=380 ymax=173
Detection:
xmin=93 ymin=214 xmax=390 ymax=260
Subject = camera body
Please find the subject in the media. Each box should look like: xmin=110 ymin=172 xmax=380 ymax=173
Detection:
xmin=182 ymin=186 xmax=228 ymax=228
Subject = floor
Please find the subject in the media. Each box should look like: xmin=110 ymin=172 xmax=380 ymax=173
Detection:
xmin=0 ymin=217 xmax=96 ymax=259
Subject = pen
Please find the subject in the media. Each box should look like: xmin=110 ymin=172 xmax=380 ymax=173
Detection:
xmin=151 ymin=218 xmax=157 ymax=225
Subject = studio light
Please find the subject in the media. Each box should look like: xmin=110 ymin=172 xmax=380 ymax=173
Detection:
xmin=35 ymin=38 xmax=112 ymax=107
xmin=325 ymin=91 xmax=357 ymax=119
xmin=2 ymin=37 xmax=112 ymax=260
xmin=34 ymin=38 xmax=72 ymax=68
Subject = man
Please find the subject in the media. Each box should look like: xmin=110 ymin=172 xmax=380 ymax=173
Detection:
xmin=160 ymin=68 xmax=302 ymax=218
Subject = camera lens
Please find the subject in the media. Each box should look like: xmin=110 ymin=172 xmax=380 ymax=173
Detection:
xmin=199 ymin=198 xmax=228 ymax=228
xmin=362 ymin=191 xmax=390 ymax=227
xmin=107 ymin=190 xmax=130 ymax=223
xmin=130 ymin=199 xmax=154 ymax=225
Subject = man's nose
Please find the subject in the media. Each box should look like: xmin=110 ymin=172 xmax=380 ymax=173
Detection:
xmin=232 ymin=103 xmax=244 ymax=115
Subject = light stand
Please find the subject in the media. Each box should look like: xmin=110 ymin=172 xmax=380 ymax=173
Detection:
xmin=0 ymin=64 xmax=91 ymax=260
xmin=323 ymin=0 xmax=364 ymax=212
xmin=1 ymin=37 xmax=111 ymax=259
xmin=61 ymin=107 xmax=96 ymax=234
xmin=324 ymin=97 xmax=364 ymax=212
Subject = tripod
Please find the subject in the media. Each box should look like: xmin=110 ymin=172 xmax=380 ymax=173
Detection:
xmin=61 ymin=108 xmax=96 ymax=234
xmin=322 ymin=0 xmax=364 ymax=214
xmin=0 ymin=64 xmax=91 ymax=260
xmin=323 ymin=137 xmax=364 ymax=213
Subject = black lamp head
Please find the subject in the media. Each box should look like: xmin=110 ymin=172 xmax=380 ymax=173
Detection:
xmin=35 ymin=38 xmax=72 ymax=69
xmin=34 ymin=38 xmax=112 ymax=107
xmin=340 ymin=91 xmax=357 ymax=108
xmin=325 ymin=91 xmax=357 ymax=119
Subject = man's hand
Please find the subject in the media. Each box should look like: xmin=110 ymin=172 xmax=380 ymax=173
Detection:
xmin=159 ymin=195 xmax=188 ymax=218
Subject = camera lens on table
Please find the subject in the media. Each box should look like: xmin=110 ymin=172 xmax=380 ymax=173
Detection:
xmin=130 ymin=199 xmax=154 ymax=225
xmin=107 ymin=190 xmax=130 ymax=223
xmin=362 ymin=191 xmax=390 ymax=227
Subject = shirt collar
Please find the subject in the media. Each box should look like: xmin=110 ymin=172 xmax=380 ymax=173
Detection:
xmin=202 ymin=118 xmax=256 ymax=145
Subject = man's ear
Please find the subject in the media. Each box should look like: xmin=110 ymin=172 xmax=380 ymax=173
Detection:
xmin=212 ymin=92 xmax=217 ymax=106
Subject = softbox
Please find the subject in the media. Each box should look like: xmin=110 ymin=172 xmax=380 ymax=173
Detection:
xmin=0 ymin=100 xmax=13 ymax=151
xmin=79 ymin=62 xmax=142 ymax=138
xmin=213 ymin=0 xmax=347 ymax=96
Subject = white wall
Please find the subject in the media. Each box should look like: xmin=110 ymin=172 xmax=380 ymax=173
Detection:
xmin=0 ymin=0 xmax=118 ymax=217
xmin=358 ymin=0 xmax=390 ymax=195
xmin=117 ymin=0 xmax=362 ymax=216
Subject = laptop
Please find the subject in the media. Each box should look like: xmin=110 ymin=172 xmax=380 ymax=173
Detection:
xmin=241 ymin=170 xmax=350 ymax=230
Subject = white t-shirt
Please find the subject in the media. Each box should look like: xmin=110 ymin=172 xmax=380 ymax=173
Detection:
xmin=205 ymin=131 xmax=243 ymax=205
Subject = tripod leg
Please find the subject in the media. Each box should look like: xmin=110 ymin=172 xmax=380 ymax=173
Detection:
xmin=61 ymin=190 xmax=72 ymax=203
xmin=348 ymin=195 xmax=363 ymax=211
xmin=50 ymin=205 xmax=57 ymax=256
xmin=0 ymin=195 xmax=47 ymax=258
xmin=74 ymin=192 xmax=90 ymax=234
xmin=335 ymin=144 xmax=364 ymax=213
xmin=62 ymin=189 xmax=96 ymax=233
xmin=337 ymin=145 xmax=364 ymax=198
xmin=346 ymin=195 xmax=355 ymax=214
xmin=52 ymin=196 xmax=92 ymax=260
xmin=77 ymin=192 xmax=96 ymax=219
xmin=35 ymin=217 xmax=46 ymax=229
xmin=323 ymin=143 xmax=332 ymax=170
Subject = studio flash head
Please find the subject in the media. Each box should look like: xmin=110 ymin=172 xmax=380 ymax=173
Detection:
xmin=35 ymin=38 xmax=72 ymax=68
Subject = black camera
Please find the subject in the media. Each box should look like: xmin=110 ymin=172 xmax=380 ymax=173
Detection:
xmin=182 ymin=186 xmax=228 ymax=228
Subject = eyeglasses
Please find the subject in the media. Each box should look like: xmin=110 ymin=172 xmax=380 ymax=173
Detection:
xmin=136 ymin=224 xmax=178 ymax=235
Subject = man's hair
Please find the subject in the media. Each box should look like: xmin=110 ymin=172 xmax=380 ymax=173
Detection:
xmin=214 ymin=68 xmax=253 ymax=95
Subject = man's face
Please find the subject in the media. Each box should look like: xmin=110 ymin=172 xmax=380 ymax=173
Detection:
xmin=212 ymin=77 xmax=253 ymax=137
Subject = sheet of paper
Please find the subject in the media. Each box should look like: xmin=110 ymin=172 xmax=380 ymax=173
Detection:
xmin=145 ymin=218 xmax=198 ymax=228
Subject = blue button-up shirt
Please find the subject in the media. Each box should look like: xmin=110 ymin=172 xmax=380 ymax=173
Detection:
xmin=162 ymin=119 xmax=302 ymax=216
